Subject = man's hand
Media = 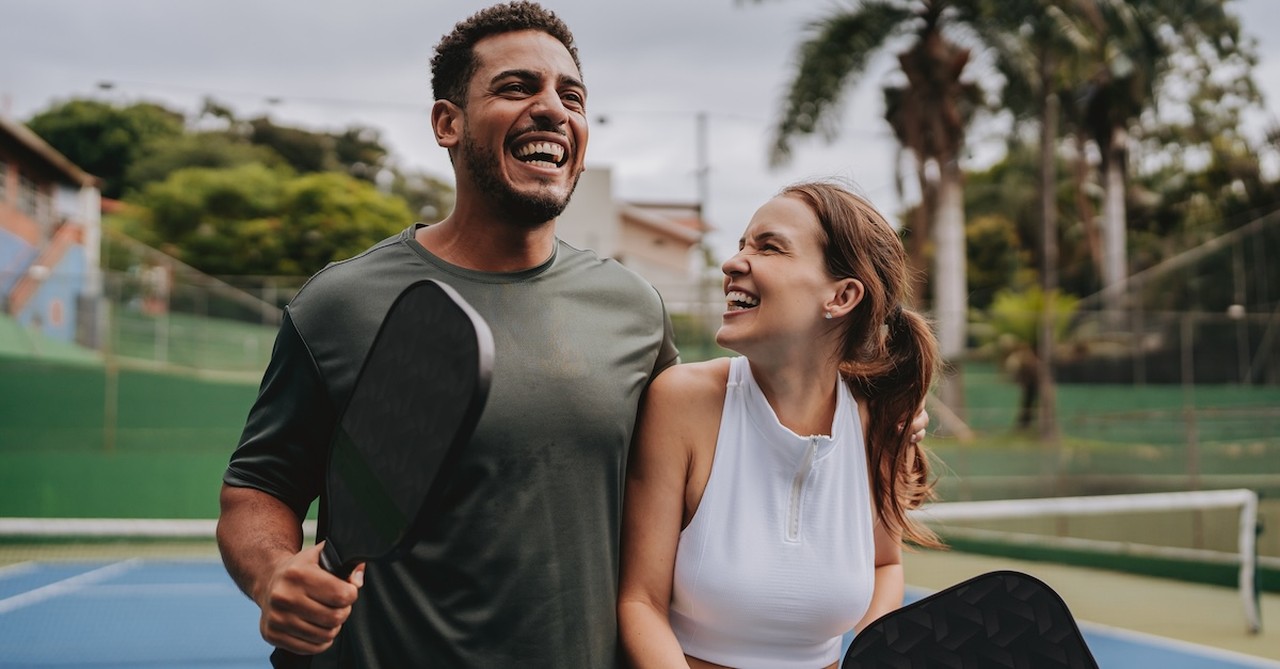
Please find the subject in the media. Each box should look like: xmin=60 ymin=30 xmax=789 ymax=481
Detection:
xmin=257 ymin=542 xmax=364 ymax=655
xmin=907 ymin=405 xmax=929 ymax=444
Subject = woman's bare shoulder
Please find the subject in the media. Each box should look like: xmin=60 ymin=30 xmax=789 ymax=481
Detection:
xmin=649 ymin=357 xmax=732 ymax=400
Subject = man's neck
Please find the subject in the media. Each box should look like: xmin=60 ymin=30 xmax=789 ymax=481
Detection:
xmin=415 ymin=210 xmax=557 ymax=273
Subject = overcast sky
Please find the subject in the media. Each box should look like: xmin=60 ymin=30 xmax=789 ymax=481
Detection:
xmin=4 ymin=0 xmax=1279 ymax=262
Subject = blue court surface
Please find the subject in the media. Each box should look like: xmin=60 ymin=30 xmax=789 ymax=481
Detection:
xmin=2 ymin=559 xmax=1278 ymax=668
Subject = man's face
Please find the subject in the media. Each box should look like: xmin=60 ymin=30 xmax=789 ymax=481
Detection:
xmin=456 ymin=30 xmax=588 ymax=225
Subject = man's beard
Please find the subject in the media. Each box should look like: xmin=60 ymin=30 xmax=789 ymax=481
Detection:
xmin=461 ymin=131 xmax=580 ymax=226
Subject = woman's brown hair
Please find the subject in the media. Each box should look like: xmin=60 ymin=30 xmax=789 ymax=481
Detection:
xmin=780 ymin=180 xmax=944 ymax=549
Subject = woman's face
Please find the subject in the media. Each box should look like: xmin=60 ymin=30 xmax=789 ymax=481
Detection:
xmin=716 ymin=194 xmax=844 ymax=357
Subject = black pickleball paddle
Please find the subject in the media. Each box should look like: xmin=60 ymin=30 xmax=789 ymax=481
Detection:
xmin=317 ymin=279 xmax=493 ymax=578
xmin=844 ymin=570 xmax=1099 ymax=669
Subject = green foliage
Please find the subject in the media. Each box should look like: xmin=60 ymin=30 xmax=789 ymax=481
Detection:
xmin=24 ymin=96 xmax=455 ymax=277
xmin=26 ymin=99 xmax=185 ymax=198
xmin=127 ymin=165 xmax=410 ymax=276
xmin=134 ymin=163 xmax=285 ymax=248
xmin=981 ymin=286 xmax=1080 ymax=353
xmin=964 ymin=141 xmax=1101 ymax=298
xmin=247 ymin=116 xmax=338 ymax=175
xmin=124 ymin=132 xmax=286 ymax=188
xmin=768 ymin=1 xmax=916 ymax=165
xmin=389 ymin=169 xmax=456 ymax=222
xmin=965 ymin=214 xmax=1028 ymax=309
xmin=274 ymin=172 xmax=413 ymax=275
xmin=333 ymin=126 xmax=391 ymax=181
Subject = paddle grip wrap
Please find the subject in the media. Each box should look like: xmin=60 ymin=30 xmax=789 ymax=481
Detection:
xmin=319 ymin=540 xmax=353 ymax=579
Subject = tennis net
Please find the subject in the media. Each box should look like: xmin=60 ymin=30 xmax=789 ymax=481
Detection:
xmin=911 ymin=488 xmax=1267 ymax=633
xmin=0 ymin=490 xmax=1268 ymax=633
xmin=0 ymin=518 xmax=316 ymax=566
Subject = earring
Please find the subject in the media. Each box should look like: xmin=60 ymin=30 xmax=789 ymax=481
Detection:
xmin=824 ymin=311 xmax=833 ymax=320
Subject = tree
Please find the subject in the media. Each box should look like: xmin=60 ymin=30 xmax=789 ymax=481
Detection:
xmin=1072 ymin=0 xmax=1254 ymax=315
xmin=26 ymin=99 xmax=185 ymax=198
xmin=334 ymin=125 xmax=391 ymax=182
xmin=762 ymin=0 xmax=985 ymax=411
xmin=388 ymin=169 xmax=456 ymax=223
xmin=123 ymin=132 xmax=286 ymax=188
xmin=977 ymin=286 xmax=1080 ymax=430
xmin=965 ymin=139 xmax=1097 ymax=300
xmin=882 ymin=40 xmax=983 ymax=312
xmin=969 ymin=0 xmax=1090 ymax=440
xmin=127 ymin=164 xmax=411 ymax=276
xmin=273 ymin=172 xmax=414 ymax=275
xmin=247 ymin=117 xmax=337 ymax=175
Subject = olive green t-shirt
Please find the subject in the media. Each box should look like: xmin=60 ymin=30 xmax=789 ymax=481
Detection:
xmin=225 ymin=224 xmax=679 ymax=667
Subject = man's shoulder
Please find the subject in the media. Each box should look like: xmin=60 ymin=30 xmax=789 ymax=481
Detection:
xmin=287 ymin=226 xmax=419 ymax=328
xmin=301 ymin=227 xmax=413 ymax=288
xmin=554 ymin=239 xmax=662 ymax=298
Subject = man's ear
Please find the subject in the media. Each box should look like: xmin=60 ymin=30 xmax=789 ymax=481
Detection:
xmin=826 ymin=278 xmax=865 ymax=319
xmin=431 ymin=99 xmax=462 ymax=149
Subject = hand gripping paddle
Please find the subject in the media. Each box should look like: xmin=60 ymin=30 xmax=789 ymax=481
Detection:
xmin=318 ymin=279 xmax=494 ymax=578
xmin=843 ymin=570 xmax=1099 ymax=669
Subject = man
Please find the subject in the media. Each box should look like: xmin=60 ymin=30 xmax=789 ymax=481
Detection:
xmin=218 ymin=3 xmax=926 ymax=666
xmin=220 ymin=3 xmax=676 ymax=666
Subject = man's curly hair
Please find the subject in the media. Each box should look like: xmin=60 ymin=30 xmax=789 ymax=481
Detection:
xmin=430 ymin=2 xmax=582 ymax=106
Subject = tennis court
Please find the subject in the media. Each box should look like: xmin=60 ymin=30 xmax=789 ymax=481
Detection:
xmin=3 ymin=303 xmax=1279 ymax=667
xmin=2 ymin=554 xmax=1278 ymax=668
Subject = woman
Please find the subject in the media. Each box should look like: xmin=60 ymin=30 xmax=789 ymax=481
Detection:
xmin=618 ymin=181 xmax=943 ymax=669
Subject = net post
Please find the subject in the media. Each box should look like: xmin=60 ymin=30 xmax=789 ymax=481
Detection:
xmin=1238 ymin=489 xmax=1261 ymax=634
xmin=910 ymin=489 xmax=1264 ymax=634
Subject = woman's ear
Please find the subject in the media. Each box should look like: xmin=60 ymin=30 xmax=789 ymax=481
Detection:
xmin=826 ymin=278 xmax=865 ymax=319
xmin=431 ymin=99 xmax=462 ymax=149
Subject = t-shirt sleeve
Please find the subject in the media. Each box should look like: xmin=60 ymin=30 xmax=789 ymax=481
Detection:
xmin=652 ymin=299 xmax=682 ymax=379
xmin=223 ymin=309 xmax=333 ymax=520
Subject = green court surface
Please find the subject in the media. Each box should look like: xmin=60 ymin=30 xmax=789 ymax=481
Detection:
xmin=2 ymin=315 xmax=1278 ymax=604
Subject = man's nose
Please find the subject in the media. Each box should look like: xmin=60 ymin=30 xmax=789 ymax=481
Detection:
xmin=529 ymin=89 xmax=570 ymax=126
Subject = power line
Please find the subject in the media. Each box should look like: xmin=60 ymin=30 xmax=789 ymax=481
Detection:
xmin=96 ymin=79 xmax=430 ymax=113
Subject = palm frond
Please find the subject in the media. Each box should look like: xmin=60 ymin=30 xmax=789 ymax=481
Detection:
xmin=769 ymin=1 xmax=916 ymax=166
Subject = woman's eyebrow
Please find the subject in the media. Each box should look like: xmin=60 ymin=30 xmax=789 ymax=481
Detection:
xmin=746 ymin=231 xmax=788 ymax=246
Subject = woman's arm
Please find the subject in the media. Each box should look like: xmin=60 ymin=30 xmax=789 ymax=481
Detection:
xmin=618 ymin=362 xmax=724 ymax=668
xmin=855 ymin=399 xmax=908 ymax=633
xmin=855 ymin=519 xmax=904 ymax=632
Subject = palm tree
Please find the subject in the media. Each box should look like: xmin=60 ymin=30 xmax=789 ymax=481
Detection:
xmin=1072 ymin=0 xmax=1248 ymax=316
xmin=967 ymin=0 xmax=1079 ymax=439
xmin=764 ymin=0 xmax=983 ymax=411
xmin=968 ymin=0 xmax=1255 ymax=439
xmin=976 ymin=286 xmax=1080 ymax=431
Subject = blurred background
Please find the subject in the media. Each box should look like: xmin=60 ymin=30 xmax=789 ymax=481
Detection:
xmin=2 ymin=0 xmax=1280 ymax=665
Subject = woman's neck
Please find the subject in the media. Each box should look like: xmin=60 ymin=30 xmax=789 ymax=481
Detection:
xmin=748 ymin=355 xmax=840 ymax=437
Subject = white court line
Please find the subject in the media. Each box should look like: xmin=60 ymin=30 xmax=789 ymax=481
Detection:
xmin=0 ymin=561 xmax=38 ymax=580
xmin=0 ymin=559 xmax=140 ymax=615
xmin=1077 ymin=620 xmax=1280 ymax=669
xmin=903 ymin=586 xmax=1280 ymax=669
xmin=77 ymin=582 xmax=239 ymax=597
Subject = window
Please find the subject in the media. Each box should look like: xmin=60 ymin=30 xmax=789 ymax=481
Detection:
xmin=18 ymin=172 xmax=38 ymax=218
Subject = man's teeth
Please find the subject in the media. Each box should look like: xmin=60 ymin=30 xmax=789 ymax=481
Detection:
xmin=515 ymin=141 xmax=565 ymax=166
xmin=726 ymin=290 xmax=759 ymax=310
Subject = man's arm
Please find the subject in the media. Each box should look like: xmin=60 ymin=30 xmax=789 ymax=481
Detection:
xmin=218 ymin=484 xmax=362 ymax=655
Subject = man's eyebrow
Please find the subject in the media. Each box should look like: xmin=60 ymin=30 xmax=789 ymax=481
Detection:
xmin=489 ymin=68 xmax=539 ymax=86
xmin=489 ymin=69 xmax=586 ymax=92
xmin=558 ymin=73 xmax=586 ymax=92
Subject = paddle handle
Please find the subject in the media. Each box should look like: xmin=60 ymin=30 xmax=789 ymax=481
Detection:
xmin=319 ymin=540 xmax=353 ymax=579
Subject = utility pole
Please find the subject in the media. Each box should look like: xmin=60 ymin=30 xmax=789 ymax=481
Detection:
xmin=695 ymin=111 xmax=715 ymax=358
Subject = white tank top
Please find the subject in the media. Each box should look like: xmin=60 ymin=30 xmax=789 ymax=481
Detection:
xmin=670 ymin=356 xmax=876 ymax=668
